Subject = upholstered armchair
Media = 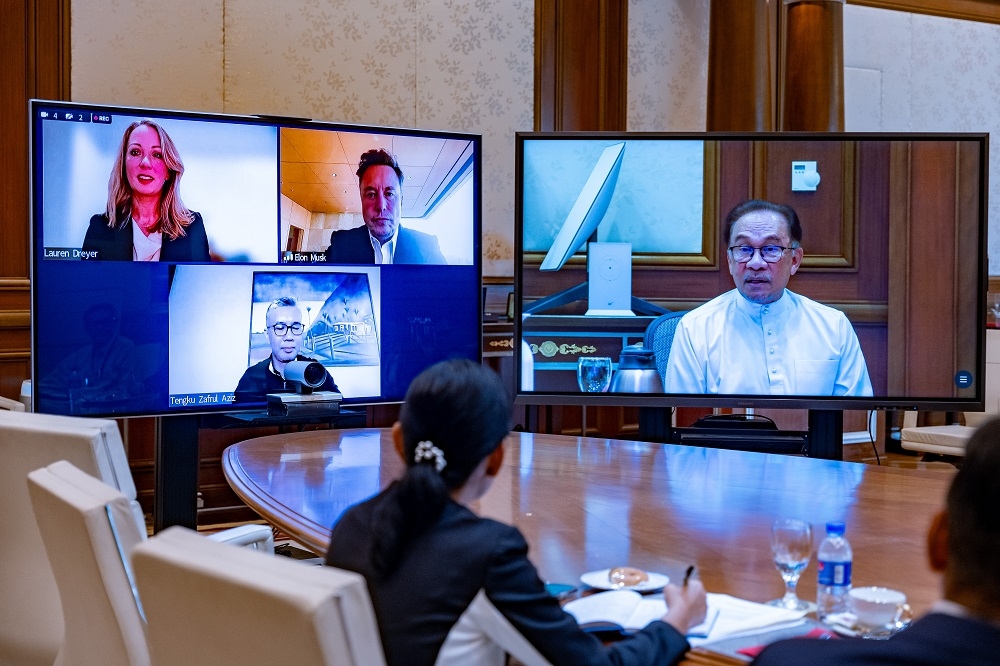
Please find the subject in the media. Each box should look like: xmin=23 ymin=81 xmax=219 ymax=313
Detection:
xmin=27 ymin=460 xmax=275 ymax=666
xmin=0 ymin=411 xmax=271 ymax=665
xmin=133 ymin=525 xmax=386 ymax=666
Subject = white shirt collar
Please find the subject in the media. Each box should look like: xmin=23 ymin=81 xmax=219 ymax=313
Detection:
xmin=131 ymin=218 xmax=162 ymax=261
xmin=931 ymin=599 xmax=971 ymax=619
xmin=733 ymin=288 xmax=791 ymax=321
xmin=369 ymin=226 xmax=398 ymax=265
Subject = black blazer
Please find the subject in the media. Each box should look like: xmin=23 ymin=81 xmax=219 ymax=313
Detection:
xmin=233 ymin=354 xmax=339 ymax=404
xmin=82 ymin=212 xmax=211 ymax=262
xmin=752 ymin=612 xmax=1000 ymax=665
xmin=324 ymin=225 xmax=447 ymax=265
xmin=327 ymin=487 xmax=689 ymax=666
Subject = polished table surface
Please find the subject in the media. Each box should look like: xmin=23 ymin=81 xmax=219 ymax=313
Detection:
xmin=223 ymin=429 xmax=955 ymax=662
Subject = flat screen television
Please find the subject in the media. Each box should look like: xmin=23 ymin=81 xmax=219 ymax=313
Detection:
xmin=515 ymin=131 xmax=989 ymax=416
xmin=30 ymin=100 xmax=482 ymax=418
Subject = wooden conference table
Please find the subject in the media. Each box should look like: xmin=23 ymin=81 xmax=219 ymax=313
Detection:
xmin=223 ymin=429 xmax=955 ymax=664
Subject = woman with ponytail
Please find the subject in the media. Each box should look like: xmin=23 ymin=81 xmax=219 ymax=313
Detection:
xmin=326 ymin=359 xmax=706 ymax=666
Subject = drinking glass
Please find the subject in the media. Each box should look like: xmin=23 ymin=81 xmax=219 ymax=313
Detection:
xmin=767 ymin=518 xmax=817 ymax=611
xmin=577 ymin=357 xmax=612 ymax=393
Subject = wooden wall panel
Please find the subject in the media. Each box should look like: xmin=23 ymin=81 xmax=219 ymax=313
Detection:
xmin=887 ymin=141 xmax=976 ymax=399
xmin=757 ymin=141 xmax=855 ymax=267
xmin=1 ymin=0 xmax=70 ymax=401
xmin=849 ymin=0 xmax=1000 ymax=24
xmin=535 ymin=0 xmax=627 ymax=131
xmin=707 ymin=0 xmax=774 ymax=131
xmin=780 ymin=0 xmax=845 ymax=131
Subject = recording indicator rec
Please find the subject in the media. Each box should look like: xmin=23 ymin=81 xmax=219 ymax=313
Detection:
xmin=38 ymin=110 xmax=97 ymax=123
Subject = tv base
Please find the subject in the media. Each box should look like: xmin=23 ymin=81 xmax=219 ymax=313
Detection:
xmin=154 ymin=414 xmax=200 ymax=533
xmin=153 ymin=408 xmax=369 ymax=533
xmin=221 ymin=408 xmax=366 ymax=428
xmin=639 ymin=408 xmax=845 ymax=460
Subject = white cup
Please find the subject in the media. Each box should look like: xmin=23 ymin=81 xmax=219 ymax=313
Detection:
xmin=848 ymin=586 xmax=910 ymax=629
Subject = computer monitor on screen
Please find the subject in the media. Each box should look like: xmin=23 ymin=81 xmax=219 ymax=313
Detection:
xmin=523 ymin=140 xmax=664 ymax=316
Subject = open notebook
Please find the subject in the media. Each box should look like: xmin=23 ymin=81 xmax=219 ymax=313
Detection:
xmin=564 ymin=591 xmax=807 ymax=642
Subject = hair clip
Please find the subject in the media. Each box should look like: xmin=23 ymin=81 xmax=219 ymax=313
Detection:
xmin=414 ymin=440 xmax=447 ymax=473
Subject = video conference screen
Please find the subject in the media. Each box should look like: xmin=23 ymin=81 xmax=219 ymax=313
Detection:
xmin=515 ymin=132 xmax=988 ymax=411
xmin=31 ymin=100 xmax=482 ymax=417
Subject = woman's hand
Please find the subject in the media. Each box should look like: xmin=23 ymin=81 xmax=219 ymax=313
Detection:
xmin=661 ymin=579 xmax=708 ymax=634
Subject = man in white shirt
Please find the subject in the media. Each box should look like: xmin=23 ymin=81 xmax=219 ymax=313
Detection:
xmin=665 ymin=199 xmax=872 ymax=396
xmin=753 ymin=418 xmax=1000 ymax=664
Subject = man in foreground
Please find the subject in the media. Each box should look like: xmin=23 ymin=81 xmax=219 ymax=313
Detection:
xmin=665 ymin=199 xmax=872 ymax=396
xmin=753 ymin=417 xmax=1000 ymax=664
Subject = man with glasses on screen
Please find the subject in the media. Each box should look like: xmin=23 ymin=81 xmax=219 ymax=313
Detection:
xmin=234 ymin=296 xmax=339 ymax=404
xmin=664 ymin=199 xmax=872 ymax=396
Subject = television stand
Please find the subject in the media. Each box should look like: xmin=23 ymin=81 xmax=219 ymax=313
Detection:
xmin=645 ymin=409 xmax=845 ymax=460
xmin=153 ymin=408 xmax=368 ymax=532
xmin=807 ymin=409 xmax=844 ymax=460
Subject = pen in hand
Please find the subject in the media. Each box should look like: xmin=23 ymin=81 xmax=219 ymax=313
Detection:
xmin=682 ymin=565 xmax=696 ymax=588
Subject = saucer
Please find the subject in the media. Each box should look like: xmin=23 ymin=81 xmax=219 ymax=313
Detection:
xmin=855 ymin=617 xmax=912 ymax=640
xmin=580 ymin=568 xmax=669 ymax=592
xmin=825 ymin=612 xmax=912 ymax=640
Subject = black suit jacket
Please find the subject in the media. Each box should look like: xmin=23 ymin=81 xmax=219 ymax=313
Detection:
xmin=233 ymin=354 xmax=339 ymax=404
xmin=327 ymin=487 xmax=689 ymax=666
xmin=82 ymin=212 xmax=211 ymax=262
xmin=752 ymin=612 xmax=1000 ymax=665
xmin=324 ymin=225 xmax=447 ymax=265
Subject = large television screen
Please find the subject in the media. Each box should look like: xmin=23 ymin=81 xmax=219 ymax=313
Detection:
xmin=515 ymin=132 xmax=988 ymax=411
xmin=30 ymin=100 xmax=481 ymax=417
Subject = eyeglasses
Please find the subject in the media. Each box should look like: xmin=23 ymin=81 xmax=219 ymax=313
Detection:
xmin=270 ymin=322 xmax=304 ymax=335
xmin=728 ymin=244 xmax=795 ymax=263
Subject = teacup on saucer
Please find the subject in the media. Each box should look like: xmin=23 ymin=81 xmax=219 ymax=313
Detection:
xmin=848 ymin=586 xmax=912 ymax=639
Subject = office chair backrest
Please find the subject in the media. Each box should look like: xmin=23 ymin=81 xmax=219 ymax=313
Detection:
xmin=133 ymin=526 xmax=386 ymax=666
xmin=27 ymin=461 xmax=150 ymax=666
xmin=643 ymin=311 xmax=688 ymax=383
xmin=0 ymin=411 xmax=134 ymax=666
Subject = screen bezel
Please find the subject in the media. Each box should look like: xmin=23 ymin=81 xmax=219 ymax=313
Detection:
xmin=514 ymin=130 xmax=989 ymax=412
xmin=28 ymin=99 xmax=484 ymax=417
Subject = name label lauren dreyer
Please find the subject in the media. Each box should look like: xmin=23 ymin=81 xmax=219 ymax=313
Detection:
xmin=43 ymin=247 xmax=99 ymax=259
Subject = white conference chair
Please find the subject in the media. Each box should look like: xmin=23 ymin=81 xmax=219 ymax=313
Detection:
xmin=0 ymin=411 xmax=272 ymax=665
xmin=133 ymin=525 xmax=386 ymax=666
xmin=28 ymin=461 xmax=276 ymax=666
xmin=0 ymin=395 xmax=25 ymax=412
xmin=899 ymin=412 xmax=978 ymax=457
xmin=900 ymin=330 xmax=1000 ymax=458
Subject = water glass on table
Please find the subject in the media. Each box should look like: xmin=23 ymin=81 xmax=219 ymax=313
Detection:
xmin=577 ymin=357 xmax=612 ymax=393
xmin=767 ymin=518 xmax=817 ymax=612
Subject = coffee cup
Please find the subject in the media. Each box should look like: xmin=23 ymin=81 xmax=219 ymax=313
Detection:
xmin=848 ymin=586 xmax=911 ymax=630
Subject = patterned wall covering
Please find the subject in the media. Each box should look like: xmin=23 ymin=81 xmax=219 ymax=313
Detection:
xmin=72 ymin=0 xmax=533 ymax=277
xmin=71 ymin=1 xmax=995 ymax=275
xmin=844 ymin=4 xmax=1000 ymax=273
xmin=627 ymin=0 xmax=710 ymax=132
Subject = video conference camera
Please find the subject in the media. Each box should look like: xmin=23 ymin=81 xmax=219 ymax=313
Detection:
xmin=266 ymin=360 xmax=342 ymax=417
xmin=283 ymin=360 xmax=329 ymax=392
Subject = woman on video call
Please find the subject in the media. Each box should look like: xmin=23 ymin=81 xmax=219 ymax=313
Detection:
xmin=82 ymin=119 xmax=210 ymax=262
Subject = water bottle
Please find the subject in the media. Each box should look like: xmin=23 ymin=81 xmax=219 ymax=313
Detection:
xmin=816 ymin=522 xmax=852 ymax=621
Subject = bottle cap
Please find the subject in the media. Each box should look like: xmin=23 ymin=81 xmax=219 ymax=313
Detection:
xmin=825 ymin=521 xmax=845 ymax=536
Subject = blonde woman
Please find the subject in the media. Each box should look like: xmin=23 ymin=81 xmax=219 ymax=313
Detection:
xmin=83 ymin=119 xmax=210 ymax=261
